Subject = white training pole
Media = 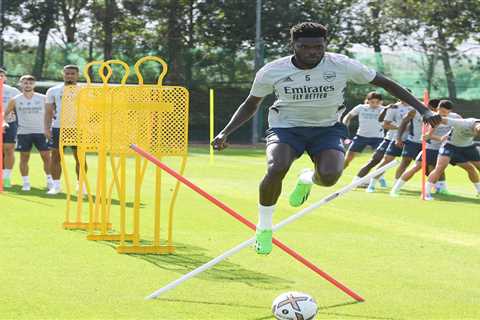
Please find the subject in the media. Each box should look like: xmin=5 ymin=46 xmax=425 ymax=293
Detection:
xmin=145 ymin=160 xmax=398 ymax=300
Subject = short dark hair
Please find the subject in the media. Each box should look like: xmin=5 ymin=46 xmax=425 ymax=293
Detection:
xmin=64 ymin=64 xmax=79 ymax=72
xmin=0 ymin=67 xmax=6 ymax=74
xmin=428 ymin=99 xmax=441 ymax=109
xmin=438 ymin=100 xmax=453 ymax=110
xmin=290 ymin=22 xmax=328 ymax=41
xmin=366 ymin=91 xmax=382 ymax=101
xmin=20 ymin=74 xmax=35 ymax=82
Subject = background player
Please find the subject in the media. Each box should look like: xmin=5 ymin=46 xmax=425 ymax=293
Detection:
xmin=44 ymin=65 xmax=85 ymax=195
xmin=1 ymin=68 xmax=21 ymax=187
xmin=425 ymin=117 xmax=480 ymax=200
xmin=4 ymin=75 xmax=52 ymax=191
xmin=342 ymin=91 xmax=385 ymax=169
xmin=390 ymin=100 xmax=460 ymax=196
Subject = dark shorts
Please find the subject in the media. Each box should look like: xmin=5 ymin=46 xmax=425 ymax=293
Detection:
xmin=3 ymin=121 xmax=17 ymax=144
xmin=439 ymin=143 xmax=480 ymax=165
xmin=266 ymin=123 xmax=348 ymax=158
xmin=48 ymin=127 xmax=77 ymax=150
xmin=401 ymin=140 xmax=422 ymax=159
xmin=385 ymin=140 xmax=403 ymax=157
xmin=16 ymin=134 xmax=49 ymax=152
xmin=415 ymin=149 xmax=439 ymax=166
xmin=376 ymin=139 xmax=392 ymax=154
xmin=348 ymin=136 xmax=383 ymax=153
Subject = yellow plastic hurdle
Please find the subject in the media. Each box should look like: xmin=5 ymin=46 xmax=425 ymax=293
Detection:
xmin=59 ymin=56 xmax=189 ymax=254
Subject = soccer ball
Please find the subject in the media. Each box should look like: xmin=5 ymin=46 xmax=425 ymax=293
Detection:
xmin=272 ymin=291 xmax=318 ymax=320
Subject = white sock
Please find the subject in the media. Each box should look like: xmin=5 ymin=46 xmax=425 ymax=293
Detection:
xmin=368 ymin=178 xmax=378 ymax=188
xmin=22 ymin=176 xmax=30 ymax=184
xmin=53 ymin=180 xmax=61 ymax=189
xmin=257 ymin=204 xmax=275 ymax=230
xmin=392 ymin=179 xmax=406 ymax=193
xmin=299 ymin=169 xmax=314 ymax=184
xmin=425 ymin=182 xmax=433 ymax=195
xmin=474 ymin=182 xmax=480 ymax=193
xmin=435 ymin=180 xmax=446 ymax=191
xmin=46 ymin=174 xmax=53 ymax=183
xmin=3 ymin=169 xmax=11 ymax=179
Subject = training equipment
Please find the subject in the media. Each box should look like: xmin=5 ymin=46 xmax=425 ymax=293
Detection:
xmin=135 ymin=143 xmax=398 ymax=300
xmin=272 ymin=292 xmax=318 ymax=320
xmin=209 ymin=88 xmax=214 ymax=164
xmin=59 ymin=57 xmax=189 ymax=254
xmin=421 ymin=89 xmax=430 ymax=200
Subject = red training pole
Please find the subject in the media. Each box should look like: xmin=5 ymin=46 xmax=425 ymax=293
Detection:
xmin=421 ymin=89 xmax=430 ymax=200
xmin=130 ymin=144 xmax=365 ymax=302
xmin=0 ymin=78 xmax=4 ymax=193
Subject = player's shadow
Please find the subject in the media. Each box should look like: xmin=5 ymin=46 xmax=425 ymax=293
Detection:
xmin=5 ymin=185 xmax=141 ymax=208
xmin=93 ymin=237 xmax=293 ymax=290
xmin=400 ymin=189 xmax=479 ymax=204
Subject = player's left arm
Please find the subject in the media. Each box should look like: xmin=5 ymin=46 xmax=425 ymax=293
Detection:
xmin=370 ymin=74 xmax=441 ymax=126
xmin=395 ymin=110 xmax=415 ymax=147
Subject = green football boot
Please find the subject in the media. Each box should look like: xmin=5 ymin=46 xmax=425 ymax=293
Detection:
xmin=289 ymin=170 xmax=313 ymax=207
xmin=255 ymin=229 xmax=273 ymax=255
xmin=3 ymin=178 xmax=11 ymax=188
xmin=436 ymin=189 xmax=453 ymax=196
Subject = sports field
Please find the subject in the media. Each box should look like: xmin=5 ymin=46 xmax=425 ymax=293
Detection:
xmin=1 ymin=147 xmax=479 ymax=319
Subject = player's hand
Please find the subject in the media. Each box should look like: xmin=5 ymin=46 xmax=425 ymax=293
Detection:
xmin=44 ymin=128 xmax=52 ymax=140
xmin=211 ymin=132 xmax=229 ymax=151
xmin=422 ymin=110 xmax=441 ymax=127
xmin=2 ymin=121 xmax=8 ymax=134
xmin=422 ymin=132 xmax=430 ymax=140
xmin=441 ymin=135 xmax=448 ymax=143
xmin=395 ymin=139 xmax=404 ymax=148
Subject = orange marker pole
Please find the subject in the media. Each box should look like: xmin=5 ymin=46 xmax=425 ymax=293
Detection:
xmin=421 ymin=89 xmax=430 ymax=200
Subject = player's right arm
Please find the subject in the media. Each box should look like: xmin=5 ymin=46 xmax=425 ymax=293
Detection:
xmin=44 ymin=102 xmax=54 ymax=140
xmin=44 ymin=88 xmax=55 ymax=140
xmin=212 ymin=65 xmax=273 ymax=151
xmin=382 ymin=106 xmax=398 ymax=130
xmin=342 ymin=105 xmax=360 ymax=127
xmin=3 ymin=100 xmax=15 ymax=133
xmin=211 ymin=95 xmax=263 ymax=150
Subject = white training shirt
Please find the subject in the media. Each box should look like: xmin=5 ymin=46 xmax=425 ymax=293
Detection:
xmin=249 ymin=53 xmax=377 ymax=128
xmin=14 ymin=93 xmax=46 ymax=134
xmin=427 ymin=112 xmax=461 ymax=150
xmin=446 ymin=117 xmax=479 ymax=147
xmin=2 ymin=84 xmax=21 ymax=123
xmin=384 ymin=103 xmax=412 ymax=141
xmin=406 ymin=110 xmax=423 ymax=143
xmin=348 ymin=104 xmax=384 ymax=138
xmin=46 ymin=84 xmax=68 ymax=128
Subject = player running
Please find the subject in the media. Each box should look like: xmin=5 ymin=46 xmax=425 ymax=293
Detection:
xmin=425 ymin=117 xmax=480 ymax=200
xmin=1 ymin=68 xmax=21 ymax=188
xmin=366 ymin=100 xmax=412 ymax=192
xmin=211 ymin=22 xmax=441 ymax=255
xmin=390 ymin=100 xmax=460 ymax=196
xmin=44 ymin=65 xmax=85 ymax=195
xmin=4 ymin=75 xmax=52 ymax=191
xmin=342 ymin=91 xmax=385 ymax=169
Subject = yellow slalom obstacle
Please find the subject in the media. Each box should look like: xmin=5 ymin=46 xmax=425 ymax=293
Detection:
xmin=59 ymin=56 xmax=189 ymax=254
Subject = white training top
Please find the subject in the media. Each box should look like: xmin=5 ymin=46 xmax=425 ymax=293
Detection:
xmin=348 ymin=104 xmax=385 ymax=138
xmin=14 ymin=93 xmax=46 ymax=134
xmin=406 ymin=110 xmax=423 ymax=143
xmin=249 ymin=53 xmax=377 ymax=128
xmin=2 ymin=84 xmax=21 ymax=123
xmin=384 ymin=103 xmax=412 ymax=141
xmin=46 ymin=84 xmax=66 ymax=128
xmin=446 ymin=117 xmax=479 ymax=147
xmin=427 ymin=112 xmax=461 ymax=150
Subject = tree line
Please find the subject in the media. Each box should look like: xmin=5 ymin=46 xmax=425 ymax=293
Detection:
xmin=1 ymin=0 xmax=479 ymax=100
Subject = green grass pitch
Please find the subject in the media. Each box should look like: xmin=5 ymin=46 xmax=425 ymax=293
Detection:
xmin=1 ymin=147 xmax=479 ymax=319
